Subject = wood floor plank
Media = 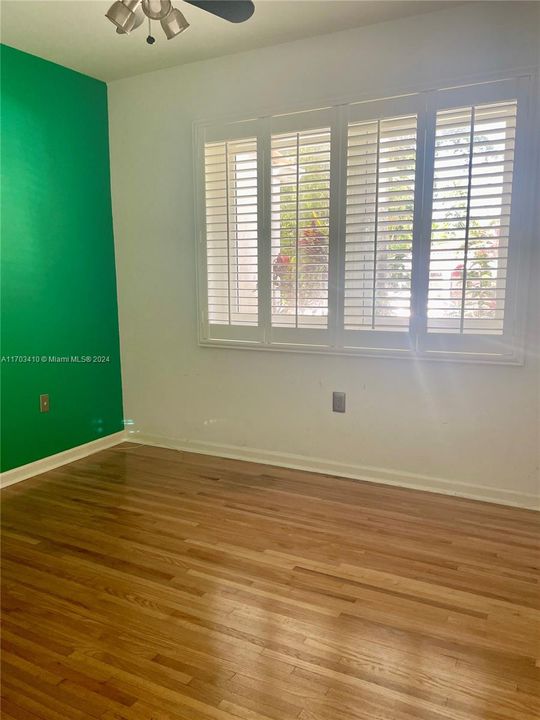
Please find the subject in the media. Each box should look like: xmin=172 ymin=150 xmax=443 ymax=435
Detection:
xmin=2 ymin=442 xmax=539 ymax=719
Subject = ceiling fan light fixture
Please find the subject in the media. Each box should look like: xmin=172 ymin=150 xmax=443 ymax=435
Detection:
xmin=161 ymin=7 xmax=189 ymax=39
xmin=105 ymin=0 xmax=141 ymax=32
xmin=142 ymin=0 xmax=172 ymax=21
xmin=115 ymin=6 xmax=145 ymax=34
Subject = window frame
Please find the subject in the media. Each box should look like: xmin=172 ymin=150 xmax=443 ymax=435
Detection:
xmin=415 ymin=77 xmax=532 ymax=362
xmin=339 ymin=94 xmax=425 ymax=354
xmin=268 ymin=108 xmax=336 ymax=347
xmin=194 ymin=75 xmax=535 ymax=364
xmin=196 ymin=118 xmax=264 ymax=345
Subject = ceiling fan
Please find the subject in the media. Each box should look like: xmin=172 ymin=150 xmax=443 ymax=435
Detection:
xmin=105 ymin=0 xmax=255 ymax=43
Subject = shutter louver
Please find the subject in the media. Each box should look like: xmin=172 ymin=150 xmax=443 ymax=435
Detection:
xmin=271 ymin=128 xmax=331 ymax=328
xmin=204 ymin=138 xmax=258 ymax=326
xmin=344 ymin=115 xmax=417 ymax=331
xmin=427 ymin=101 xmax=517 ymax=334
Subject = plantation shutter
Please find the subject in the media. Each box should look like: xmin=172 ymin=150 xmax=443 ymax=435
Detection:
xmin=198 ymin=77 xmax=529 ymax=360
xmin=344 ymin=115 xmax=417 ymax=332
xmin=204 ymin=138 xmax=258 ymax=327
xmin=426 ymin=101 xmax=517 ymax=335
xmin=270 ymin=128 xmax=331 ymax=329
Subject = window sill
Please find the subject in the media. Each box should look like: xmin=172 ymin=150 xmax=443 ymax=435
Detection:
xmin=198 ymin=338 xmax=524 ymax=366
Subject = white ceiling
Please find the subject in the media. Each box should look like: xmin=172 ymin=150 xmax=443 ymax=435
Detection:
xmin=1 ymin=0 xmax=459 ymax=82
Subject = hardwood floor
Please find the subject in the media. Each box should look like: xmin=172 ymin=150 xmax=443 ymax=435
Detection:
xmin=1 ymin=442 xmax=539 ymax=720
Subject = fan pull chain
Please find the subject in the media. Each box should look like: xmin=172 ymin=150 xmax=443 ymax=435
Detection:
xmin=146 ymin=16 xmax=156 ymax=44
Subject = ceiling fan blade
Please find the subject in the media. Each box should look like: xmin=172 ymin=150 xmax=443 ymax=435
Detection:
xmin=183 ymin=1 xmax=254 ymax=23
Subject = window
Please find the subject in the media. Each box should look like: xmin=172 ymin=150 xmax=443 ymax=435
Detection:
xmin=271 ymin=128 xmax=331 ymax=329
xmin=427 ymin=102 xmax=516 ymax=335
xmin=345 ymin=114 xmax=417 ymax=332
xmin=204 ymin=138 xmax=258 ymax=327
xmin=196 ymin=77 xmax=532 ymax=362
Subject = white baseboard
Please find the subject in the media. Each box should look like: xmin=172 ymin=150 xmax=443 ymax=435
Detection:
xmin=0 ymin=431 xmax=127 ymax=489
xmin=5 ymin=428 xmax=536 ymax=510
xmin=128 ymin=432 xmax=540 ymax=511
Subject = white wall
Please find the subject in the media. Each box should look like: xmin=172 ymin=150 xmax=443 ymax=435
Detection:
xmin=109 ymin=1 xmax=540 ymax=508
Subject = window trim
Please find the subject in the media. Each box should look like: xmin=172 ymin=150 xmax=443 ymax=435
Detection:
xmin=194 ymin=74 xmax=536 ymax=365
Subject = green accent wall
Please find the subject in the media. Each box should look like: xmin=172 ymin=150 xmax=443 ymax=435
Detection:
xmin=0 ymin=45 xmax=123 ymax=472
